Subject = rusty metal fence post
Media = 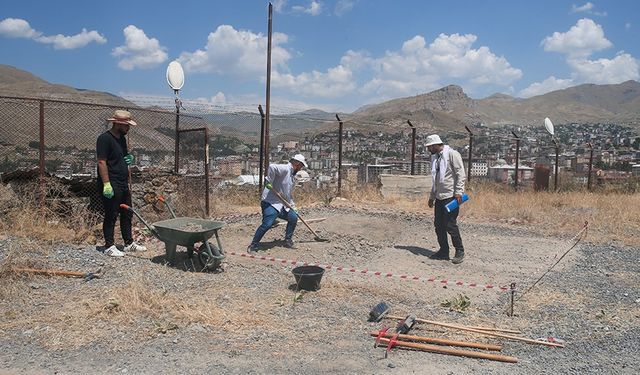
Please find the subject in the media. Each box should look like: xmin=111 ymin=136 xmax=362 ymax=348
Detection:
xmin=554 ymin=141 xmax=560 ymax=191
xmin=258 ymin=105 xmax=265 ymax=191
xmin=587 ymin=142 xmax=594 ymax=191
xmin=465 ymin=126 xmax=473 ymax=183
xmin=336 ymin=114 xmax=343 ymax=196
xmin=407 ymin=120 xmax=416 ymax=175
xmin=512 ymin=131 xmax=520 ymax=190
xmin=174 ymin=98 xmax=181 ymax=174
xmin=38 ymin=100 xmax=45 ymax=208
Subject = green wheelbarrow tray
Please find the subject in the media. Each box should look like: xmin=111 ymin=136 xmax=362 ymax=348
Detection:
xmin=120 ymin=204 xmax=226 ymax=271
xmin=152 ymin=217 xmax=224 ymax=246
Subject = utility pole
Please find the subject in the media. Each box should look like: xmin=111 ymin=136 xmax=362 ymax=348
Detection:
xmin=264 ymin=2 xmax=273 ymax=175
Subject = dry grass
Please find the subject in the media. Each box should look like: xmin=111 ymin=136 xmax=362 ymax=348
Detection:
xmin=0 ymin=265 xmax=290 ymax=350
xmin=1 ymin=181 xmax=638 ymax=246
xmin=464 ymin=187 xmax=640 ymax=246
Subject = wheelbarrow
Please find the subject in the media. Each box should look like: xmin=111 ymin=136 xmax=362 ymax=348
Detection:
xmin=120 ymin=203 xmax=225 ymax=271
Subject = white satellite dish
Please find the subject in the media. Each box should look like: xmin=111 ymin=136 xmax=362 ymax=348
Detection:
xmin=166 ymin=61 xmax=185 ymax=91
xmin=544 ymin=117 xmax=555 ymax=136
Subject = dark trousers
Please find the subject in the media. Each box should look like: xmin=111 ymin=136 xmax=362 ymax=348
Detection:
xmin=102 ymin=187 xmax=133 ymax=247
xmin=434 ymin=197 xmax=464 ymax=254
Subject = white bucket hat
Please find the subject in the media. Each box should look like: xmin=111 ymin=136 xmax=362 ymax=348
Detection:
xmin=425 ymin=134 xmax=443 ymax=146
xmin=290 ymin=154 xmax=308 ymax=168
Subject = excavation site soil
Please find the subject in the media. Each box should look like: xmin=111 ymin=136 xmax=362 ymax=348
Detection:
xmin=1 ymin=202 xmax=638 ymax=374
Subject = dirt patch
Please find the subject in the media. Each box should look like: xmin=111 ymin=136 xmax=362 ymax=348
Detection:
xmin=0 ymin=204 xmax=638 ymax=374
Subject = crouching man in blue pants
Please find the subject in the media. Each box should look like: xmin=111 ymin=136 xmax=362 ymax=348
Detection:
xmin=247 ymin=154 xmax=307 ymax=252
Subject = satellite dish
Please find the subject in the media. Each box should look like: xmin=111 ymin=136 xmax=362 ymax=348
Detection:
xmin=544 ymin=117 xmax=555 ymax=136
xmin=166 ymin=61 xmax=185 ymax=91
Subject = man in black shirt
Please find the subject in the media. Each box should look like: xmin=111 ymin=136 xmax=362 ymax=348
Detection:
xmin=96 ymin=110 xmax=146 ymax=257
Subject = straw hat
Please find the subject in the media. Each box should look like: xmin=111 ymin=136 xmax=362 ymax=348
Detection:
xmin=108 ymin=110 xmax=137 ymax=126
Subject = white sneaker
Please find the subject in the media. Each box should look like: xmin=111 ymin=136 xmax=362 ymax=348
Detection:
xmin=124 ymin=242 xmax=147 ymax=252
xmin=105 ymin=245 xmax=125 ymax=257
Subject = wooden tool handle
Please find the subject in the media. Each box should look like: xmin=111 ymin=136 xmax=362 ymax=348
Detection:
xmin=14 ymin=268 xmax=87 ymax=278
xmin=386 ymin=314 xmax=564 ymax=348
xmin=376 ymin=337 xmax=517 ymax=363
xmin=270 ymin=188 xmax=321 ymax=238
xmin=370 ymin=331 xmax=502 ymax=351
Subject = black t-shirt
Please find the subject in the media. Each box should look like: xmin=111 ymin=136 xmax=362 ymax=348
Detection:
xmin=96 ymin=130 xmax=129 ymax=189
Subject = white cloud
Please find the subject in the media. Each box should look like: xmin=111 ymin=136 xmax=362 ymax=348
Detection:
xmin=36 ymin=29 xmax=106 ymax=50
xmin=210 ymin=92 xmax=227 ymax=105
xmin=625 ymin=22 xmax=631 ymax=30
xmin=0 ymin=18 xmax=41 ymax=38
xmin=523 ymin=19 xmax=638 ymax=97
xmin=568 ymin=53 xmax=639 ymax=83
xmin=272 ymin=0 xmax=287 ymax=13
xmin=272 ymin=64 xmax=357 ymax=98
xmin=519 ymin=76 xmax=575 ymax=97
xmin=360 ymin=33 xmax=522 ymax=98
xmin=335 ymin=0 xmax=357 ymax=16
xmin=112 ymin=25 xmax=168 ymax=70
xmin=542 ymin=18 xmax=612 ymax=58
xmin=570 ymin=2 xmax=607 ymax=16
xmin=570 ymin=2 xmax=594 ymax=13
xmin=0 ymin=17 xmax=105 ymax=49
xmin=268 ymin=32 xmax=522 ymax=103
xmin=178 ymin=25 xmax=291 ymax=77
xmin=292 ymin=1 xmax=323 ymax=16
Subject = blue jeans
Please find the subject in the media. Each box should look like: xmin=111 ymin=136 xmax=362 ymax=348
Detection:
xmin=251 ymin=201 xmax=298 ymax=245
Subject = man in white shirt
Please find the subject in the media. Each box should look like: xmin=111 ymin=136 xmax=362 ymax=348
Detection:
xmin=247 ymin=154 xmax=308 ymax=252
xmin=426 ymin=134 xmax=466 ymax=264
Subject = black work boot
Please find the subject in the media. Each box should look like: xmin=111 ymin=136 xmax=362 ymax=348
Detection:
xmin=429 ymin=249 xmax=450 ymax=260
xmin=247 ymin=243 xmax=259 ymax=254
xmin=452 ymin=250 xmax=465 ymax=264
xmin=283 ymin=239 xmax=295 ymax=249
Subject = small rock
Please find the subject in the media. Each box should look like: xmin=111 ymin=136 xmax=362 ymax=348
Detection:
xmin=387 ymin=363 xmax=395 ymax=368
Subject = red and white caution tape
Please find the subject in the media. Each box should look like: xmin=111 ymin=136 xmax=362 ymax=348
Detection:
xmin=228 ymin=251 xmax=509 ymax=292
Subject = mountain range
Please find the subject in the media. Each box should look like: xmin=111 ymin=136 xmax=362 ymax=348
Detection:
xmin=1 ymin=64 xmax=639 ymax=148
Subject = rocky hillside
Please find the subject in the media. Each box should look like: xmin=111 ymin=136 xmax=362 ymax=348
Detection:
xmin=350 ymin=81 xmax=640 ymax=132
xmin=0 ymin=64 xmax=134 ymax=107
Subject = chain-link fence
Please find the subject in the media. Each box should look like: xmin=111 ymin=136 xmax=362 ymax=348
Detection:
xmin=1 ymin=95 xmax=638 ymax=223
xmin=0 ymin=96 xmax=219 ymax=219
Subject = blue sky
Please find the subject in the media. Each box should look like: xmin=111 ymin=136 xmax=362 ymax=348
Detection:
xmin=1 ymin=1 xmax=639 ymax=113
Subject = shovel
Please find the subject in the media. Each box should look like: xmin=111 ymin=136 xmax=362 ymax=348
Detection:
xmin=270 ymin=188 xmax=329 ymax=242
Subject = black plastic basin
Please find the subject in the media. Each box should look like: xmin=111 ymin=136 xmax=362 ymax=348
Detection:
xmin=292 ymin=265 xmax=325 ymax=291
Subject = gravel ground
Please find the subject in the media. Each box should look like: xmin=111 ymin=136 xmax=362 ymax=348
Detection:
xmin=0 ymin=204 xmax=638 ymax=374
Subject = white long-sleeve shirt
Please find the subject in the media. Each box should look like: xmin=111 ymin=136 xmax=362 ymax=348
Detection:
xmin=429 ymin=147 xmax=466 ymax=200
xmin=261 ymin=162 xmax=296 ymax=212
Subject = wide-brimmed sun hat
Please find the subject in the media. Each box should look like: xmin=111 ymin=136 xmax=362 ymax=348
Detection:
xmin=108 ymin=110 xmax=137 ymax=126
xmin=290 ymin=154 xmax=308 ymax=168
xmin=425 ymin=134 xmax=443 ymax=146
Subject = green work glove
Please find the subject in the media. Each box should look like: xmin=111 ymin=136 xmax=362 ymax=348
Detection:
xmin=265 ymin=182 xmax=273 ymax=190
xmin=103 ymin=182 xmax=114 ymax=199
xmin=292 ymin=207 xmax=299 ymax=216
xmin=124 ymin=154 xmax=134 ymax=165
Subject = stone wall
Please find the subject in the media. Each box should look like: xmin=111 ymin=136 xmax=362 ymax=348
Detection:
xmin=379 ymin=174 xmax=431 ymax=199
